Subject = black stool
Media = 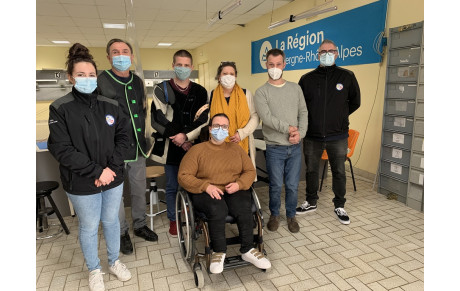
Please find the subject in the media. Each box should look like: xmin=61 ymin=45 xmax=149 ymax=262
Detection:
xmin=36 ymin=181 xmax=70 ymax=239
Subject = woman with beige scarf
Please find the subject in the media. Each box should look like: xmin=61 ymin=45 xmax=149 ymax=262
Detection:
xmin=209 ymin=62 xmax=260 ymax=171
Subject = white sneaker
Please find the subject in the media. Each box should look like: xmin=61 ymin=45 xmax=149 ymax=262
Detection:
xmin=88 ymin=269 xmax=105 ymax=291
xmin=242 ymin=248 xmax=271 ymax=269
xmin=109 ymin=260 xmax=132 ymax=281
xmin=209 ymin=252 xmax=226 ymax=274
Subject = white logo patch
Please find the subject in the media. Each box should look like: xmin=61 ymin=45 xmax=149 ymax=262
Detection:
xmin=259 ymin=41 xmax=272 ymax=69
xmin=336 ymin=83 xmax=344 ymax=91
xmin=106 ymin=115 xmax=115 ymax=126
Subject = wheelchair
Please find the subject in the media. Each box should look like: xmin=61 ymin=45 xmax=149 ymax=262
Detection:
xmin=175 ymin=187 xmax=267 ymax=288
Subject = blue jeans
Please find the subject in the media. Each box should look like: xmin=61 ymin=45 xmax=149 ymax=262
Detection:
xmin=164 ymin=164 xmax=179 ymax=221
xmin=265 ymin=143 xmax=302 ymax=218
xmin=304 ymin=138 xmax=348 ymax=208
xmin=67 ymin=183 xmax=123 ymax=271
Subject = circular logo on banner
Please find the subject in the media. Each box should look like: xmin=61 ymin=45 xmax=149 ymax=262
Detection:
xmin=336 ymin=83 xmax=344 ymax=91
xmin=106 ymin=115 xmax=115 ymax=126
xmin=259 ymin=41 xmax=272 ymax=69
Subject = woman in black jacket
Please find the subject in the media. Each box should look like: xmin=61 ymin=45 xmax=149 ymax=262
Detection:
xmin=48 ymin=43 xmax=131 ymax=291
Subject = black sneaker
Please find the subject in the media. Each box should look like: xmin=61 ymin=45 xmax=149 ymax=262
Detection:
xmin=296 ymin=201 xmax=317 ymax=215
xmin=120 ymin=231 xmax=133 ymax=255
xmin=334 ymin=208 xmax=350 ymax=225
xmin=134 ymin=225 xmax=158 ymax=242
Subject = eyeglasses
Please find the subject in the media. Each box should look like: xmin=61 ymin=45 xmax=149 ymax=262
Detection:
xmin=318 ymin=49 xmax=338 ymax=56
xmin=211 ymin=124 xmax=229 ymax=130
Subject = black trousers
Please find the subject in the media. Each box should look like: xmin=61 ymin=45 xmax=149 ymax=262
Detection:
xmin=304 ymin=138 xmax=348 ymax=208
xmin=189 ymin=189 xmax=253 ymax=253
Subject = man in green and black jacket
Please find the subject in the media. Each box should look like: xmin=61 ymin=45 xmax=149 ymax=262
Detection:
xmin=98 ymin=38 xmax=157 ymax=255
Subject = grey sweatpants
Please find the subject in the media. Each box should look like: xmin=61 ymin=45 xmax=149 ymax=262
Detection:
xmin=119 ymin=156 xmax=147 ymax=233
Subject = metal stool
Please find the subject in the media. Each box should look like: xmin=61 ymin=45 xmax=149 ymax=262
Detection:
xmin=145 ymin=166 xmax=166 ymax=230
xmin=36 ymin=181 xmax=70 ymax=240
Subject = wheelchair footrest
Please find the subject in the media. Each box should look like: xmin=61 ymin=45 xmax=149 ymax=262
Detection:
xmin=223 ymin=255 xmax=251 ymax=270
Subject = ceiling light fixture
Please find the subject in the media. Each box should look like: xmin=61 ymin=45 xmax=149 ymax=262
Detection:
xmin=52 ymin=40 xmax=70 ymax=44
xmin=103 ymin=23 xmax=126 ymax=29
xmin=207 ymin=0 xmax=243 ymax=27
xmin=268 ymin=6 xmax=337 ymax=30
xmin=157 ymin=43 xmax=172 ymax=47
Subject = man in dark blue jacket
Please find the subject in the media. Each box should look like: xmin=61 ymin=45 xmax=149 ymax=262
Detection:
xmin=296 ymin=39 xmax=361 ymax=225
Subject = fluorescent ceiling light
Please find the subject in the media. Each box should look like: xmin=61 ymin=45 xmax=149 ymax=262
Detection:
xmin=103 ymin=23 xmax=126 ymax=29
xmin=157 ymin=43 xmax=172 ymax=47
xmin=268 ymin=6 xmax=337 ymax=30
xmin=208 ymin=0 xmax=242 ymax=26
xmin=52 ymin=40 xmax=70 ymax=44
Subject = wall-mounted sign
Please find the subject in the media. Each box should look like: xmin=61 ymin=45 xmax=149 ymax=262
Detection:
xmin=251 ymin=0 xmax=388 ymax=74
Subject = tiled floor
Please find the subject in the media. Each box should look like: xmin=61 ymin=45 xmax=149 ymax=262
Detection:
xmin=36 ymin=175 xmax=424 ymax=290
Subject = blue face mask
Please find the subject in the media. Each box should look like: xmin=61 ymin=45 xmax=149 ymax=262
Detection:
xmin=319 ymin=53 xmax=335 ymax=66
xmin=174 ymin=66 xmax=191 ymax=81
xmin=112 ymin=55 xmax=132 ymax=71
xmin=211 ymin=128 xmax=229 ymax=142
xmin=74 ymin=77 xmax=97 ymax=94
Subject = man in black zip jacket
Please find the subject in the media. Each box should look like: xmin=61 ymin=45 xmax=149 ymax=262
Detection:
xmin=97 ymin=38 xmax=158 ymax=255
xmin=295 ymin=39 xmax=360 ymax=225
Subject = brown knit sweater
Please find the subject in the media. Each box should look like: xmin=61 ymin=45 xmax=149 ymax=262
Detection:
xmin=178 ymin=141 xmax=256 ymax=194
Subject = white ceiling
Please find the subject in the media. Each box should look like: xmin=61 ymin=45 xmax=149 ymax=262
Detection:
xmin=36 ymin=0 xmax=294 ymax=49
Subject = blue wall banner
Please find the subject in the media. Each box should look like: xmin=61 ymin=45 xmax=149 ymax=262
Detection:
xmin=251 ymin=0 xmax=388 ymax=74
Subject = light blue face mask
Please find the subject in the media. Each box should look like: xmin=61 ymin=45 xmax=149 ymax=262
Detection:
xmin=174 ymin=66 xmax=191 ymax=81
xmin=74 ymin=77 xmax=97 ymax=94
xmin=112 ymin=55 xmax=132 ymax=71
xmin=319 ymin=53 xmax=335 ymax=66
xmin=211 ymin=128 xmax=229 ymax=142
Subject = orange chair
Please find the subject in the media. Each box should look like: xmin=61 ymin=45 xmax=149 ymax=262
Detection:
xmin=319 ymin=129 xmax=360 ymax=192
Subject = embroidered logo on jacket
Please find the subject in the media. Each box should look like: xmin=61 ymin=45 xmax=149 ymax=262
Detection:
xmin=106 ymin=115 xmax=115 ymax=126
xmin=336 ymin=83 xmax=344 ymax=91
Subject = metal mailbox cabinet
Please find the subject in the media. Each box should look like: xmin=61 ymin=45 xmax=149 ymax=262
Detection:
xmin=378 ymin=21 xmax=424 ymax=212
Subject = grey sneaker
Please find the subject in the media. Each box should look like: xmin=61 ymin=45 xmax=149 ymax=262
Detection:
xmin=287 ymin=217 xmax=300 ymax=233
xmin=267 ymin=215 xmax=280 ymax=231
xmin=296 ymin=201 xmax=317 ymax=215
xmin=88 ymin=269 xmax=105 ymax=291
xmin=109 ymin=260 xmax=132 ymax=282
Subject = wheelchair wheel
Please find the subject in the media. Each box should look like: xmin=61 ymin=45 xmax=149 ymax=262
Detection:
xmin=193 ymin=262 xmax=205 ymax=288
xmin=175 ymin=190 xmax=196 ymax=265
xmin=251 ymin=187 xmax=264 ymax=224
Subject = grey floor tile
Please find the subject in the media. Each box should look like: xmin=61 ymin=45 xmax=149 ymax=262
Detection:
xmin=35 ymin=178 xmax=423 ymax=290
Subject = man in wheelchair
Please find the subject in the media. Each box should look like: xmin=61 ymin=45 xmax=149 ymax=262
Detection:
xmin=178 ymin=113 xmax=271 ymax=274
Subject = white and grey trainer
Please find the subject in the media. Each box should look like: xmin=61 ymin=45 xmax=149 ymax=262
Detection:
xmin=109 ymin=260 xmax=132 ymax=282
xmin=88 ymin=269 xmax=105 ymax=291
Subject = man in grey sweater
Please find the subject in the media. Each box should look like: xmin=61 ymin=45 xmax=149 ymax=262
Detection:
xmin=254 ymin=48 xmax=308 ymax=233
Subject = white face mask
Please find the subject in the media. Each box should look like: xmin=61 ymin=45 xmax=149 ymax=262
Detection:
xmin=268 ymin=67 xmax=283 ymax=80
xmin=220 ymin=74 xmax=236 ymax=89
xmin=319 ymin=53 xmax=335 ymax=66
